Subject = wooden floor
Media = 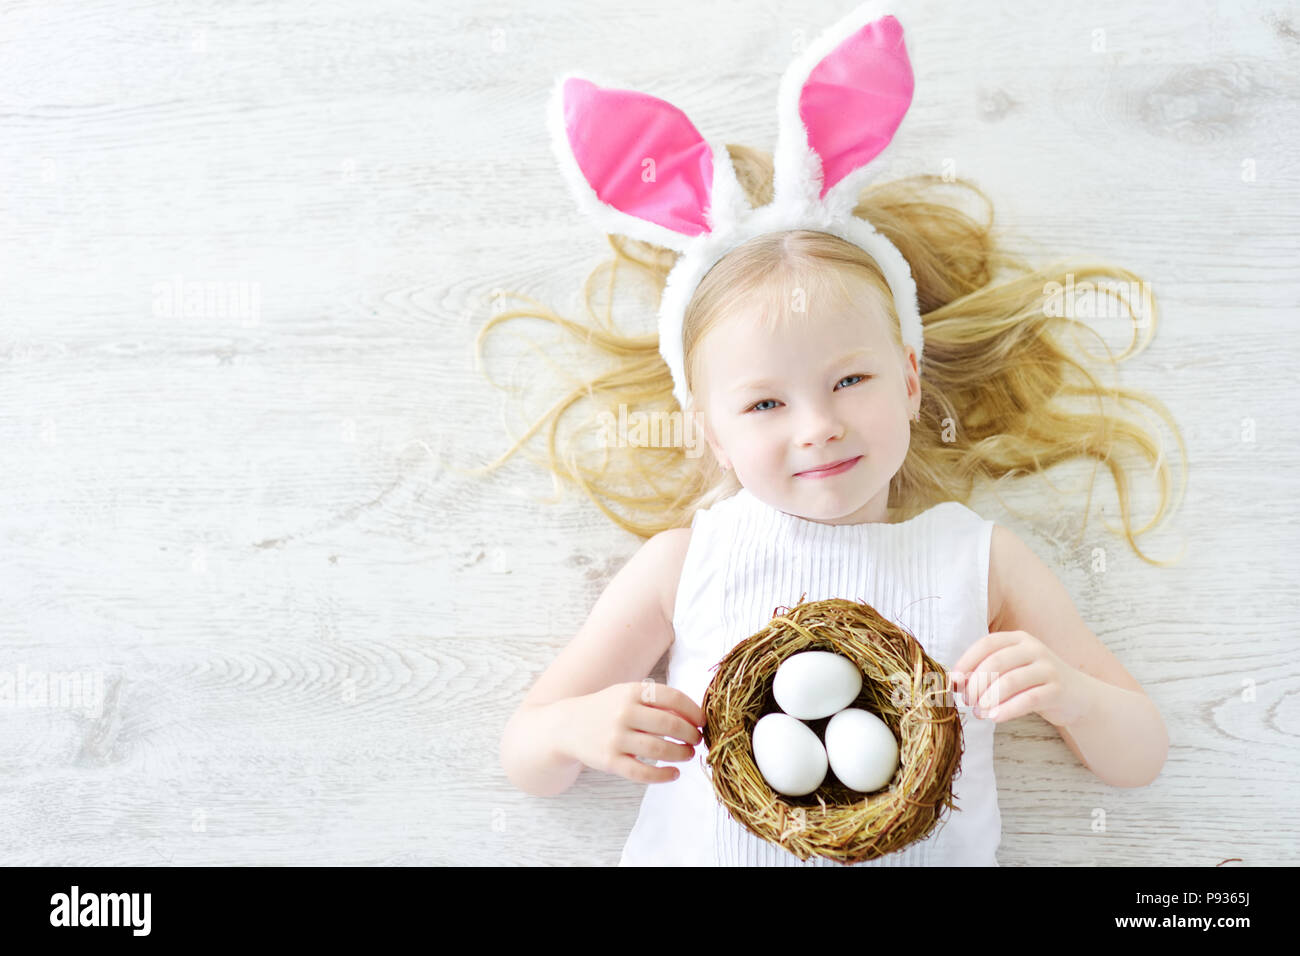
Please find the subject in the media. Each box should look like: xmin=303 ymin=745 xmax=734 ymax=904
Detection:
xmin=1 ymin=0 xmax=1296 ymax=866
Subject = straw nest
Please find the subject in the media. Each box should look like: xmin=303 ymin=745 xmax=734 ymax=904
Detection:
xmin=701 ymin=596 xmax=964 ymax=864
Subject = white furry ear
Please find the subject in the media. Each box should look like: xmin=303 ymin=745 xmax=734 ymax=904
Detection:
xmin=772 ymin=3 xmax=915 ymax=219
xmin=548 ymin=72 xmax=750 ymax=251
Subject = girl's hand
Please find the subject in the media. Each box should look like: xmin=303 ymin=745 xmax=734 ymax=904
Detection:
xmin=558 ymin=682 xmax=706 ymax=785
xmin=949 ymin=630 xmax=1093 ymax=728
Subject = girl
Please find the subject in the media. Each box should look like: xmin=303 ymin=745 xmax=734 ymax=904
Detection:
xmin=488 ymin=3 xmax=1182 ymax=865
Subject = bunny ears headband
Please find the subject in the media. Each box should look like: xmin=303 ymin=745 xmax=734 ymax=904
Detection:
xmin=548 ymin=1 xmax=922 ymax=413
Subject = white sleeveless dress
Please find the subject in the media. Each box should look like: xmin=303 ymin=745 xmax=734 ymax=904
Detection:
xmin=618 ymin=486 xmax=1001 ymax=866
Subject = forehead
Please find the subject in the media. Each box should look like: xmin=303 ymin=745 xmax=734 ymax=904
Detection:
xmin=705 ymin=271 xmax=892 ymax=361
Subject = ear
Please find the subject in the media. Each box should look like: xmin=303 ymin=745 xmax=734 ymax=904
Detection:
xmin=547 ymin=72 xmax=752 ymax=252
xmin=772 ymin=7 xmax=915 ymax=216
xmin=902 ymin=343 xmax=921 ymax=414
xmin=691 ymin=405 xmax=731 ymax=472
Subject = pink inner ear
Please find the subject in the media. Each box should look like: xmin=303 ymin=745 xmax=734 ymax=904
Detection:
xmin=563 ymin=77 xmax=714 ymax=236
xmin=799 ymin=15 xmax=914 ymax=199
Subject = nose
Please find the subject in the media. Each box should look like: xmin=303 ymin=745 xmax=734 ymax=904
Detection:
xmin=795 ymin=400 xmax=846 ymax=447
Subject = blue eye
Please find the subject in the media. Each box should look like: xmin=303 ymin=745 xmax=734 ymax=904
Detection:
xmin=743 ymin=374 xmax=870 ymax=413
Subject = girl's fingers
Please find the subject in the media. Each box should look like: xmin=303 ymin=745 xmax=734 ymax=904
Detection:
xmin=614 ymin=753 xmax=681 ymax=784
xmin=960 ymin=645 xmax=1036 ymax=706
xmin=628 ymin=702 xmax=702 ymax=746
xmin=977 ymin=662 xmax=1048 ymax=714
xmin=619 ymin=728 xmax=695 ymax=763
xmin=636 ymin=682 xmax=705 ymax=730
xmin=951 ymin=631 xmax=1026 ymax=690
xmin=978 ymin=683 xmax=1048 ymax=723
xmin=656 ymin=685 xmax=706 ymax=730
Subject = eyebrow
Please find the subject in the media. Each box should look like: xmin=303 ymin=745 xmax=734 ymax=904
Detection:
xmin=730 ymin=347 xmax=877 ymax=393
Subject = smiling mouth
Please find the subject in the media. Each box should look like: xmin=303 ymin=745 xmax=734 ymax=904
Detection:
xmin=795 ymin=455 xmax=862 ymax=477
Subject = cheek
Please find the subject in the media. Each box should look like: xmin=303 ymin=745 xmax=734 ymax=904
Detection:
xmin=729 ymin=423 xmax=781 ymax=465
xmin=856 ymin=399 xmax=907 ymax=449
xmin=854 ymin=396 xmax=893 ymax=431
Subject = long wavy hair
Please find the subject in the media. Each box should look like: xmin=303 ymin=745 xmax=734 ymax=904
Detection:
xmin=468 ymin=143 xmax=1187 ymax=566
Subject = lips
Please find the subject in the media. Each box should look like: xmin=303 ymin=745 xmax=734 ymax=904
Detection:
xmin=796 ymin=455 xmax=862 ymax=477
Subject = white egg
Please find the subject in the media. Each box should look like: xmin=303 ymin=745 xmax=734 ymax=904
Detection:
xmin=772 ymin=651 xmax=863 ymax=720
xmin=751 ymin=712 xmax=828 ymax=796
xmin=824 ymin=707 xmax=900 ymax=793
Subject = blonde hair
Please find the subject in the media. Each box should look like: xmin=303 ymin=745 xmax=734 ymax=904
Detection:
xmin=469 ymin=143 xmax=1187 ymax=565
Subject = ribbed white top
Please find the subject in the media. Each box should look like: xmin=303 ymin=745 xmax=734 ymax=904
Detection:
xmin=618 ymin=486 xmax=1001 ymax=866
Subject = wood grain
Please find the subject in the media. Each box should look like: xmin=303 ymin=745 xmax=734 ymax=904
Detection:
xmin=0 ymin=0 xmax=1296 ymax=866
